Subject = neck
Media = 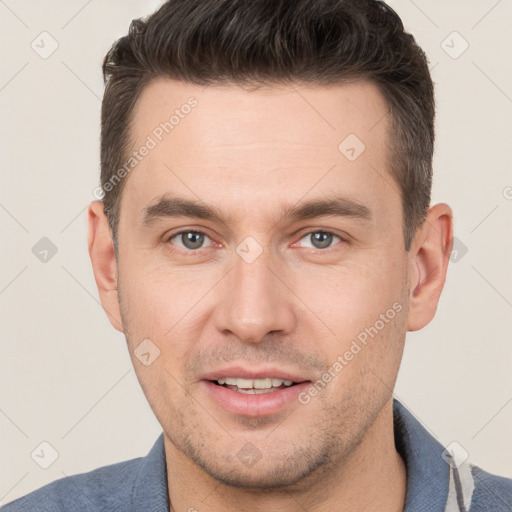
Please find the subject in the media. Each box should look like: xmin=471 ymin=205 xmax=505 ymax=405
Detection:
xmin=165 ymin=398 xmax=407 ymax=512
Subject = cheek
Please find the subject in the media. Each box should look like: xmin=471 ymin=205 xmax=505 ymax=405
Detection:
xmin=118 ymin=259 xmax=214 ymax=378
xmin=294 ymin=250 xmax=408 ymax=397
xmin=119 ymin=256 xmax=204 ymax=330
xmin=294 ymin=252 xmax=406 ymax=334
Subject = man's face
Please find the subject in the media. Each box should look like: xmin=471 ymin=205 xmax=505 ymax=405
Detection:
xmin=114 ymin=78 xmax=412 ymax=488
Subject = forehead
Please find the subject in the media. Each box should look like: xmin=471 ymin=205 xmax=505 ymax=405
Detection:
xmin=121 ymin=77 xmax=395 ymax=226
xmin=130 ymin=77 xmax=389 ymax=151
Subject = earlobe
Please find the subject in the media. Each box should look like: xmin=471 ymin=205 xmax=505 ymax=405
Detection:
xmin=407 ymin=203 xmax=453 ymax=332
xmin=87 ymin=201 xmax=124 ymax=333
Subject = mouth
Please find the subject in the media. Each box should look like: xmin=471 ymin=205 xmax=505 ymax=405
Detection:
xmin=201 ymin=369 xmax=311 ymax=417
xmin=210 ymin=377 xmax=299 ymax=394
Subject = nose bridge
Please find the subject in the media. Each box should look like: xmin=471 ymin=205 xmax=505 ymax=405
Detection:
xmin=215 ymin=241 xmax=295 ymax=342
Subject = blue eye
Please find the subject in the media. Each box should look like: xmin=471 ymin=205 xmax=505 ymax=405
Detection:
xmin=166 ymin=229 xmax=345 ymax=253
xmin=168 ymin=230 xmax=212 ymax=251
xmin=298 ymin=231 xmax=342 ymax=250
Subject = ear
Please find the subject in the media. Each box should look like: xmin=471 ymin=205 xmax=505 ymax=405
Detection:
xmin=87 ymin=200 xmax=124 ymax=332
xmin=407 ymin=203 xmax=453 ymax=332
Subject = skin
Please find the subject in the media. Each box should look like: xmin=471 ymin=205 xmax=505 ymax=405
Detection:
xmin=88 ymin=78 xmax=453 ymax=512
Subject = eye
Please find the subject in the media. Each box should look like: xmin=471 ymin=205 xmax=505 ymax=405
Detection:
xmin=166 ymin=229 xmax=345 ymax=253
xmin=167 ymin=230 xmax=213 ymax=251
xmin=296 ymin=230 xmax=343 ymax=250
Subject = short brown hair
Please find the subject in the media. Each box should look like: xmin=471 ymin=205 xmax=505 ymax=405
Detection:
xmin=100 ymin=0 xmax=434 ymax=253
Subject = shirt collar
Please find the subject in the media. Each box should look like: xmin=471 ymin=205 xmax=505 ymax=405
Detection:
xmin=393 ymin=399 xmax=450 ymax=511
xmin=130 ymin=433 xmax=170 ymax=512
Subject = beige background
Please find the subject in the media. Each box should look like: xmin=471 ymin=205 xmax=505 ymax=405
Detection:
xmin=1 ymin=0 xmax=511 ymax=505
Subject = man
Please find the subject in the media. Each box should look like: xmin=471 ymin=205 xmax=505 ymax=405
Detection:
xmin=3 ymin=0 xmax=511 ymax=511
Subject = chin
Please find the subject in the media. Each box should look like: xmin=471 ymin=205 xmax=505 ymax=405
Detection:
xmin=203 ymin=464 xmax=316 ymax=490
xmin=185 ymin=441 xmax=337 ymax=491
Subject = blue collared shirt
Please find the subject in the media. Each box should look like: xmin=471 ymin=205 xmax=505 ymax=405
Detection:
xmin=3 ymin=400 xmax=511 ymax=511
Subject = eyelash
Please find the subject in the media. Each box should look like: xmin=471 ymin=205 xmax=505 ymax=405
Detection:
xmin=166 ymin=229 xmax=346 ymax=253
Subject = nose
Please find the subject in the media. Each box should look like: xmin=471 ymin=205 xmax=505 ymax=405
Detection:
xmin=212 ymin=245 xmax=297 ymax=344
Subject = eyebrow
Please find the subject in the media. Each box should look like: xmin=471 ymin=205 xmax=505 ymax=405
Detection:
xmin=141 ymin=194 xmax=372 ymax=227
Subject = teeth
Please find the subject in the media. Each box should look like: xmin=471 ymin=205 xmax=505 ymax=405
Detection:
xmin=216 ymin=377 xmax=294 ymax=389
xmin=235 ymin=388 xmax=280 ymax=394
xmin=254 ymin=378 xmax=272 ymax=389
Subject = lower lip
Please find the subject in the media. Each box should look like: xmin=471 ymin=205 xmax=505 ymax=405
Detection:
xmin=201 ymin=381 xmax=311 ymax=418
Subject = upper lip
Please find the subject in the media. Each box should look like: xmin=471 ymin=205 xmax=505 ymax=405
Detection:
xmin=200 ymin=365 xmax=311 ymax=383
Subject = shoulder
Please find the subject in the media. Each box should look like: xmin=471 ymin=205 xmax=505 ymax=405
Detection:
xmin=1 ymin=455 xmax=145 ymax=512
xmin=469 ymin=465 xmax=512 ymax=511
